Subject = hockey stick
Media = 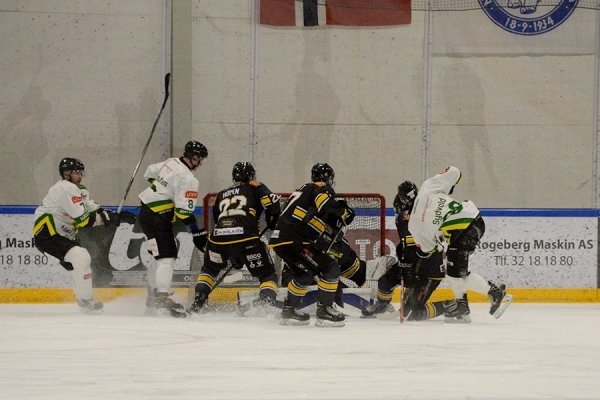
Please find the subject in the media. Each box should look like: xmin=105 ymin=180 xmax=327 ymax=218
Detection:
xmin=399 ymin=278 xmax=405 ymax=323
xmin=327 ymin=219 xmax=347 ymax=253
xmin=117 ymin=73 xmax=171 ymax=214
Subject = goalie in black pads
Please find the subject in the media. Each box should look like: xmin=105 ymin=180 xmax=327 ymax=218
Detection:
xmin=33 ymin=158 xmax=136 ymax=314
xmin=188 ymin=162 xmax=281 ymax=316
xmin=361 ymin=181 xmax=447 ymax=321
xmin=268 ymin=163 xmax=355 ymax=327
xmin=137 ymin=141 xmax=209 ymax=317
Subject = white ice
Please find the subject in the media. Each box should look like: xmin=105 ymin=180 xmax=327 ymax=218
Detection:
xmin=1 ymin=300 xmax=599 ymax=399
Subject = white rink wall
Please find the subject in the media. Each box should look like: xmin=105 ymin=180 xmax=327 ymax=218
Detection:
xmin=0 ymin=1 xmax=598 ymax=209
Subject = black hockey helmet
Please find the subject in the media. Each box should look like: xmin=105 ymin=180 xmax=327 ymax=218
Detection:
xmin=232 ymin=162 xmax=256 ymax=183
xmin=311 ymin=163 xmax=334 ymax=184
xmin=58 ymin=158 xmax=85 ymax=178
xmin=397 ymin=181 xmax=418 ymax=208
xmin=183 ymin=140 xmax=208 ymax=160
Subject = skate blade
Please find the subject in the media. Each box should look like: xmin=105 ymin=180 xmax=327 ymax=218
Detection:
xmin=279 ymin=318 xmax=310 ymax=326
xmin=493 ymin=294 xmax=514 ymax=319
xmin=444 ymin=315 xmax=471 ymax=324
xmin=79 ymin=307 xmax=104 ymax=315
xmin=315 ymin=318 xmax=346 ymax=327
xmin=170 ymin=308 xmax=187 ymax=318
xmin=144 ymin=307 xmax=158 ymax=316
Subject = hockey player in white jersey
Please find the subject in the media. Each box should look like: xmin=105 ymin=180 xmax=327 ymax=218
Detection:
xmin=33 ymin=158 xmax=136 ymax=314
xmin=408 ymin=166 xmax=513 ymax=322
xmin=138 ymin=140 xmax=208 ymax=317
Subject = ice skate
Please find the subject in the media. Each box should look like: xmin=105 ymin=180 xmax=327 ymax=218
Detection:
xmin=443 ymin=296 xmax=471 ymax=323
xmin=279 ymin=304 xmax=310 ymax=326
xmin=315 ymin=303 xmax=345 ymax=327
xmin=187 ymin=292 xmax=208 ymax=319
xmin=144 ymin=286 xmax=157 ymax=316
xmin=361 ymin=301 xmax=394 ymax=318
xmin=77 ymin=298 xmax=104 ymax=315
xmin=155 ymin=292 xmax=186 ymax=318
xmin=488 ymin=282 xmax=513 ymax=319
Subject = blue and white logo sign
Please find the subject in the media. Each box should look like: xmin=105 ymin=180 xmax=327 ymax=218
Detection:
xmin=478 ymin=0 xmax=579 ymax=35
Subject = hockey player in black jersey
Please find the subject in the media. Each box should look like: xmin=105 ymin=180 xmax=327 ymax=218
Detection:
xmin=361 ymin=181 xmax=447 ymax=321
xmin=269 ymin=163 xmax=355 ymax=327
xmin=188 ymin=162 xmax=281 ymax=315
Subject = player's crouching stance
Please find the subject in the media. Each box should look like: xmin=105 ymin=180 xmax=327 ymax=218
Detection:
xmin=33 ymin=158 xmax=136 ymax=314
xmin=409 ymin=166 xmax=513 ymax=323
xmin=269 ymin=163 xmax=355 ymax=327
xmin=138 ymin=141 xmax=209 ymax=318
xmin=361 ymin=181 xmax=447 ymax=321
xmin=187 ymin=162 xmax=281 ymax=317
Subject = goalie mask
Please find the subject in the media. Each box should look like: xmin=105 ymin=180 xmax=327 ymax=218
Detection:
xmin=58 ymin=158 xmax=85 ymax=179
xmin=311 ymin=163 xmax=335 ymax=185
xmin=397 ymin=181 xmax=418 ymax=210
xmin=183 ymin=140 xmax=208 ymax=161
xmin=232 ymin=162 xmax=256 ymax=183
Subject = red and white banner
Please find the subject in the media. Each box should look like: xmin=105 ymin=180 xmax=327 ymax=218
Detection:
xmin=260 ymin=0 xmax=411 ymax=27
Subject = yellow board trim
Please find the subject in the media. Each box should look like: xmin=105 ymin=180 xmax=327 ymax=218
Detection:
xmin=1 ymin=288 xmax=599 ymax=304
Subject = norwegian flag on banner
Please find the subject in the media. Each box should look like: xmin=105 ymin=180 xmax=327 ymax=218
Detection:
xmin=260 ymin=0 xmax=411 ymax=27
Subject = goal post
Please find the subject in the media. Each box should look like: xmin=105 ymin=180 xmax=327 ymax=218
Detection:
xmin=188 ymin=192 xmax=386 ymax=304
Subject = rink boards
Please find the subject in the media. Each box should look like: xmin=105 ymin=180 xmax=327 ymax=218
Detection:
xmin=0 ymin=207 xmax=598 ymax=303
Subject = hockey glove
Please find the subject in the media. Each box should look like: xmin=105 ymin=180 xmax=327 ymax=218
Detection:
xmin=192 ymin=228 xmax=208 ymax=251
xmin=313 ymin=231 xmax=335 ymax=253
xmin=341 ymin=206 xmax=356 ymax=226
xmin=98 ymin=209 xmax=120 ymax=227
xmin=265 ymin=212 xmax=279 ymax=230
xmin=118 ymin=211 xmax=136 ymax=225
xmin=330 ymin=200 xmax=356 ymax=226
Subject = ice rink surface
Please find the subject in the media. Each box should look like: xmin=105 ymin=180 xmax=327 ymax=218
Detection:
xmin=1 ymin=300 xmax=599 ymax=400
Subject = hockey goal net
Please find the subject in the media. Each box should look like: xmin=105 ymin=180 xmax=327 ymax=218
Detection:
xmin=188 ymin=193 xmax=385 ymax=303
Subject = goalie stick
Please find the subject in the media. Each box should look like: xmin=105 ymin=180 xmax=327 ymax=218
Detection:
xmin=117 ymin=73 xmax=171 ymax=214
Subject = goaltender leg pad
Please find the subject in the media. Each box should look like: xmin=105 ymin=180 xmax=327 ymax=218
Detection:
xmin=365 ymin=255 xmax=397 ymax=281
xmin=238 ymin=288 xmax=372 ymax=317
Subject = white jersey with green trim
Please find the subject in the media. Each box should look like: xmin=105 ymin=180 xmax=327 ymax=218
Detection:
xmin=138 ymin=157 xmax=199 ymax=220
xmin=33 ymin=180 xmax=100 ymax=240
xmin=409 ymin=166 xmax=480 ymax=253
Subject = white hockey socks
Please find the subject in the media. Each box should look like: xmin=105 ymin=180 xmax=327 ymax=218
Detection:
xmin=64 ymin=246 xmax=93 ymax=300
xmin=447 ymin=276 xmax=468 ymax=299
xmin=154 ymin=257 xmax=176 ymax=293
xmin=464 ymin=273 xmax=492 ymax=295
xmin=147 ymin=259 xmax=159 ymax=291
xmin=448 ymin=273 xmax=492 ymax=299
